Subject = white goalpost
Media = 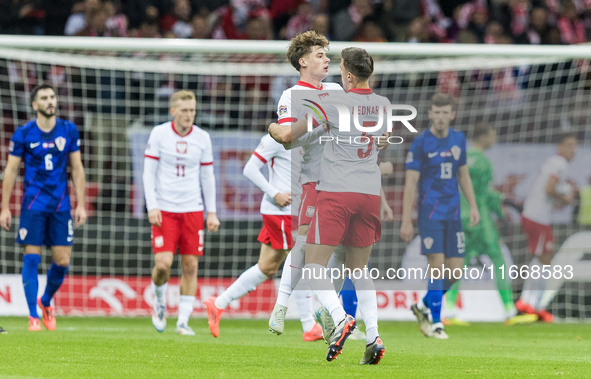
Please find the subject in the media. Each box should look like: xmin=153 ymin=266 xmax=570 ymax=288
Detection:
xmin=0 ymin=36 xmax=590 ymax=321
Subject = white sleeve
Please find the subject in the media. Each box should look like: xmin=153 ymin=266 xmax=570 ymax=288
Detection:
xmin=143 ymin=129 xmax=160 ymax=211
xmin=243 ymin=155 xmax=279 ymax=198
xmin=200 ymin=134 xmax=216 ymax=212
xmin=277 ymin=90 xmax=295 ymax=124
xmin=143 ymin=157 xmax=159 ymax=211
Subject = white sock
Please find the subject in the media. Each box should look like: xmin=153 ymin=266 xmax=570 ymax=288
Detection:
xmin=177 ymin=295 xmax=194 ymax=325
xmin=327 ymin=245 xmax=346 ymax=293
xmin=277 ymin=252 xmax=293 ymax=307
xmin=520 ymin=257 xmax=540 ymax=306
xmin=289 ymin=235 xmax=306 ymax=290
xmin=304 ymin=263 xmax=346 ymax=324
xmin=152 ymin=281 xmax=168 ymax=307
xmin=416 ymin=297 xmax=427 ymax=311
xmin=294 ymin=289 xmax=315 ymax=332
xmin=352 ymin=268 xmax=379 ymax=344
xmin=215 ymin=264 xmax=268 ymax=309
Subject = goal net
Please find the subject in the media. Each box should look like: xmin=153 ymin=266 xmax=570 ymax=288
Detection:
xmin=0 ymin=36 xmax=589 ymax=321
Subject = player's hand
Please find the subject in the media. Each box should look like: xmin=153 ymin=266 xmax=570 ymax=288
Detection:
xmin=274 ymin=193 xmax=292 ymax=207
xmin=377 ymin=132 xmax=392 ymax=151
xmin=400 ymin=220 xmax=414 ymax=243
xmin=380 ymin=203 xmax=394 ymax=222
xmin=148 ymin=208 xmax=162 ymax=227
xmin=379 ymin=161 xmax=393 ymax=176
xmin=469 ymin=207 xmax=480 ymax=227
xmin=0 ymin=208 xmax=12 ymax=231
xmin=74 ymin=204 xmax=87 ymax=227
xmin=206 ymin=212 xmax=220 ymax=232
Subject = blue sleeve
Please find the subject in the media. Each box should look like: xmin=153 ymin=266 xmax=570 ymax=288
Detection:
xmin=9 ymin=128 xmax=24 ymax=157
xmin=459 ymin=133 xmax=467 ymax=166
xmin=405 ymin=137 xmax=423 ymax=172
xmin=69 ymin=122 xmax=81 ymax=153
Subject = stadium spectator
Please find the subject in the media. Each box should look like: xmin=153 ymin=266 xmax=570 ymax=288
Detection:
xmin=406 ymin=16 xmax=431 ymax=43
xmin=104 ymin=0 xmax=128 ymax=37
xmin=558 ymin=0 xmax=586 ymax=44
xmin=144 ymin=90 xmax=220 ymax=336
xmin=284 ymin=0 xmax=313 ymax=39
xmin=309 ymin=13 xmax=330 ymax=39
xmin=515 ymin=7 xmax=551 ymax=44
xmin=75 ymin=4 xmax=110 ymax=36
xmin=160 ymin=0 xmax=193 ymax=38
xmin=190 ymin=14 xmax=210 ymax=38
xmin=332 ymin=0 xmax=375 ymax=41
xmin=355 ymin=16 xmax=387 ymax=42
xmin=64 ymin=0 xmax=100 ymax=36
xmin=0 ymin=83 xmax=87 ymax=332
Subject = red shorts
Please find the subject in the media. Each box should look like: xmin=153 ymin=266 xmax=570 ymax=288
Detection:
xmin=258 ymin=214 xmax=292 ymax=250
xmin=307 ymin=191 xmax=381 ymax=247
xmin=298 ymin=182 xmax=319 ymax=226
xmin=151 ymin=211 xmax=204 ymax=255
xmin=521 ymin=216 xmax=554 ymax=256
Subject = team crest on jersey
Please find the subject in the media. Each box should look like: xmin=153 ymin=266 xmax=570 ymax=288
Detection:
xmin=451 ymin=145 xmax=461 ymax=160
xmin=55 ymin=137 xmax=66 ymax=151
xmin=306 ymin=206 xmax=315 ymax=218
xmin=423 ymin=237 xmax=434 ymax=250
xmin=278 ymin=105 xmax=288 ymax=116
xmin=177 ymin=141 xmax=188 ymax=154
xmin=19 ymin=228 xmax=28 ymax=240
xmin=406 ymin=151 xmax=413 ymax=163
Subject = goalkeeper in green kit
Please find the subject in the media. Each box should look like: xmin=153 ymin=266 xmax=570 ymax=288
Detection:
xmin=444 ymin=124 xmax=537 ymax=325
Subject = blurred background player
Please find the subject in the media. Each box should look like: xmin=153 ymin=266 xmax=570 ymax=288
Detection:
xmin=266 ymin=31 xmax=344 ymax=337
xmin=401 ymin=93 xmax=479 ymax=339
xmin=516 ymin=133 xmax=578 ymax=322
xmin=0 ymin=83 xmax=87 ymax=331
xmin=304 ymin=47 xmax=388 ymax=364
xmin=204 ymin=132 xmax=322 ymax=341
xmin=143 ymin=90 xmax=219 ymax=336
xmin=444 ymin=123 xmax=536 ymax=326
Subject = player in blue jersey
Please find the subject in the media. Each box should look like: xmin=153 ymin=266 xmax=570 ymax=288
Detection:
xmin=400 ymin=93 xmax=479 ymax=339
xmin=1 ymin=84 xmax=87 ymax=331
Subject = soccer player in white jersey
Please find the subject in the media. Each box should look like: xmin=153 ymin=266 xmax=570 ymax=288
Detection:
xmin=144 ymin=90 xmax=220 ymax=336
xmin=516 ymin=133 xmax=577 ymax=322
xmin=261 ymin=31 xmax=346 ymax=337
xmin=203 ymin=133 xmax=322 ymax=341
xmin=303 ymin=47 xmax=389 ymax=364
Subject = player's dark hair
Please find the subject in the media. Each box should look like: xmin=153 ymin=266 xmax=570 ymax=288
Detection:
xmin=556 ymin=132 xmax=577 ymax=144
xmin=341 ymin=47 xmax=374 ymax=81
xmin=30 ymin=83 xmax=56 ymax=105
xmin=473 ymin=123 xmax=493 ymax=140
xmin=430 ymin=93 xmax=456 ymax=110
xmin=287 ymin=30 xmax=329 ymax=71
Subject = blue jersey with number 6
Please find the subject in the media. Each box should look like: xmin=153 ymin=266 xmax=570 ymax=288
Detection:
xmin=9 ymin=118 xmax=80 ymax=212
xmin=405 ymin=128 xmax=467 ymax=221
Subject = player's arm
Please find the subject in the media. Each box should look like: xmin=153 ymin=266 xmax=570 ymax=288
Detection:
xmin=400 ymin=169 xmax=420 ymax=243
xmin=546 ymin=175 xmax=573 ymax=205
xmin=0 ymin=155 xmax=21 ymax=231
xmin=380 ymin=186 xmax=394 ymax=222
xmin=458 ymin=165 xmax=480 ymax=226
xmin=200 ymin=137 xmax=219 ymax=232
xmin=268 ymin=123 xmax=292 ymax=144
xmin=243 ymin=153 xmax=291 ymax=207
xmin=69 ymin=151 xmax=87 ymax=226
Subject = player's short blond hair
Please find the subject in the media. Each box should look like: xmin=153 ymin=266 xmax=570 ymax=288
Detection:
xmin=287 ymin=30 xmax=329 ymax=71
xmin=170 ymin=90 xmax=196 ymax=108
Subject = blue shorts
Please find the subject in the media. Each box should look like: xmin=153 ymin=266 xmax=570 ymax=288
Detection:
xmin=418 ymin=219 xmax=465 ymax=258
xmin=17 ymin=210 xmax=73 ymax=247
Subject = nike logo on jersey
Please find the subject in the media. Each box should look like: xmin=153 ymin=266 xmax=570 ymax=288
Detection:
xmin=30 ymin=142 xmax=40 ymax=148
xmin=67 ymin=236 xmax=74 ymax=242
xmin=428 ymin=152 xmax=438 ymax=158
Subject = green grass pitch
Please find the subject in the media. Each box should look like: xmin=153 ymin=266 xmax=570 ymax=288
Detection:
xmin=1 ymin=317 xmax=590 ymax=378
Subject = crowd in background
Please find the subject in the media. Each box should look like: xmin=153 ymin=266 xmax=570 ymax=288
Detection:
xmin=1 ymin=0 xmax=591 ymax=45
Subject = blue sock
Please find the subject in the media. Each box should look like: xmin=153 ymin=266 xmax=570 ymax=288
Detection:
xmin=426 ymin=279 xmax=444 ymax=324
xmin=340 ymin=277 xmax=358 ymax=317
xmin=22 ymin=254 xmax=41 ymax=318
xmin=41 ymin=263 xmax=69 ymax=307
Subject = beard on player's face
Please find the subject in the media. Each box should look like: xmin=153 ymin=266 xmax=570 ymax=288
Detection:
xmin=37 ymin=106 xmax=55 ymax=118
